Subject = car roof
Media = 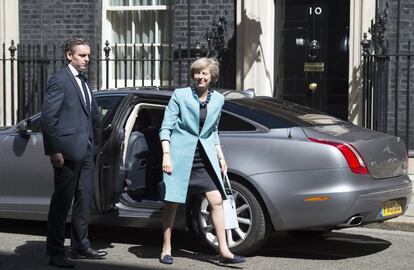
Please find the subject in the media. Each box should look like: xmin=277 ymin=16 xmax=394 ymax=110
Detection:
xmin=93 ymin=87 xmax=346 ymax=128
xmin=93 ymin=86 xmax=252 ymax=100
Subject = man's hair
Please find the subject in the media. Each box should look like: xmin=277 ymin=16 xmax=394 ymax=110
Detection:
xmin=64 ymin=38 xmax=90 ymax=56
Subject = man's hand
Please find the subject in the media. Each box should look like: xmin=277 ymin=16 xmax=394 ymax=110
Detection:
xmin=51 ymin=153 xmax=64 ymax=168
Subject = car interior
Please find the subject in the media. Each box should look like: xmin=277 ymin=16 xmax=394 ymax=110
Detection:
xmin=119 ymin=103 xmax=166 ymax=203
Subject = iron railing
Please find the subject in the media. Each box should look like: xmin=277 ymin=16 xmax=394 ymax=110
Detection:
xmin=361 ymin=18 xmax=414 ymax=154
xmin=0 ymin=40 xmax=204 ymax=126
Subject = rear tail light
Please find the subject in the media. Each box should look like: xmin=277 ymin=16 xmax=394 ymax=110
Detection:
xmin=309 ymin=137 xmax=369 ymax=174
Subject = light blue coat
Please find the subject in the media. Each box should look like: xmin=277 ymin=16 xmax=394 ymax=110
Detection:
xmin=159 ymin=87 xmax=226 ymax=203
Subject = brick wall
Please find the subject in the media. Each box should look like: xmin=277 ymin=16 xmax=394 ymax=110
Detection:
xmin=19 ymin=0 xmax=102 ymax=89
xmin=172 ymin=0 xmax=236 ymax=88
xmin=18 ymin=0 xmax=236 ymax=88
xmin=19 ymin=0 xmax=101 ymax=49
xmin=377 ymin=0 xmax=414 ymax=152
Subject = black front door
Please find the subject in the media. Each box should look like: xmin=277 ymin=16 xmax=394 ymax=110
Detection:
xmin=280 ymin=0 xmax=349 ymax=120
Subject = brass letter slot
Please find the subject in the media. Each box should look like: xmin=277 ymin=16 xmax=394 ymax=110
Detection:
xmin=304 ymin=62 xmax=324 ymax=72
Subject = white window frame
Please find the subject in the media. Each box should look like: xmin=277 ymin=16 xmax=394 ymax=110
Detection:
xmin=102 ymin=0 xmax=171 ymax=89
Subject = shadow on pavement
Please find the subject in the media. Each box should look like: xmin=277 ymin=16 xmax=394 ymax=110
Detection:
xmin=257 ymin=231 xmax=391 ymax=260
xmin=0 ymin=219 xmax=393 ymax=268
xmin=0 ymin=240 xmax=165 ymax=270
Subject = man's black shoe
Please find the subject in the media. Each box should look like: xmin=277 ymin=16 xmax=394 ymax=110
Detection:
xmin=49 ymin=254 xmax=76 ymax=268
xmin=70 ymin=247 xmax=107 ymax=259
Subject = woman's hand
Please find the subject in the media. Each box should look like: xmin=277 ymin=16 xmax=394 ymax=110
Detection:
xmin=219 ymin=158 xmax=227 ymax=174
xmin=162 ymin=153 xmax=173 ymax=175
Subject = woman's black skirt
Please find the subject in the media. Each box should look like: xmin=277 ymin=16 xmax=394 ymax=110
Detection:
xmin=187 ymin=141 xmax=218 ymax=195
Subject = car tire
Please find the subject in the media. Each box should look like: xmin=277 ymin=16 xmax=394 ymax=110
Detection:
xmin=191 ymin=180 xmax=269 ymax=255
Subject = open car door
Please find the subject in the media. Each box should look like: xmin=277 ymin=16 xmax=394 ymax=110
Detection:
xmin=94 ymin=93 xmax=138 ymax=213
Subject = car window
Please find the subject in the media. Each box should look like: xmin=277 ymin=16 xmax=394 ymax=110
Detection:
xmin=223 ymin=101 xmax=294 ymax=129
xmin=95 ymin=95 xmax=123 ymax=124
xmin=228 ymin=98 xmax=345 ymax=128
xmin=218 ymin=112 xmax=257 ymax=131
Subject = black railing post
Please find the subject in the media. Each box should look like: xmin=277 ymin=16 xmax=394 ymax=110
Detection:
xmin=141 ymin=43 xmax=144 ymax=86
xmin=133 ymin=43 xmax=136 ymax=87
xmin=2 ymin=43 xmax=6 ymax=125
xmin=40 ymin=44 xmax=49 ymax=110
xmin=394 ymin=0 xmax=401 ymax=137
xmin=114 ymin=44 xmax=118 ymax=88
xmin=103 ymin=40 xmax=111 ymax=89
xmin=195 ymin=40 xmax=201 ymax=59
xmin=97 ymin=43 xmax=101 ymax=90
xmin=160 ymin=45 xmax=164 ymax=86
xmin=178 ymin=44 xmax=182 ymax=86
xmin=361 ymin=33 xmax=371 ymax=128
xmin=17 ymin=44 xmax=25 ymax=122
xmin=169 ymin=43 xmax=172 ymax=86
xmin=9 ymin=40 xmax=17 ymax=124
xmin=124 ymin=42 xmax=127 ymax=87
xmin=151 ymin=43 xmax=154 ymax=86
xmin=406 ymin=40 xmax=411 ymax=151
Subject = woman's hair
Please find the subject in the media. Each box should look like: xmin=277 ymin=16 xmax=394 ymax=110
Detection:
xmin=190 ymin=57 xmax=220 ymax=83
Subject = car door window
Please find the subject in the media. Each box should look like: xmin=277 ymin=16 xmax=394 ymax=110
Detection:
xmin=95 ymin=95 xmax=123 ymax=124
xmin=218 ymin=112 xmax=257 ymax=131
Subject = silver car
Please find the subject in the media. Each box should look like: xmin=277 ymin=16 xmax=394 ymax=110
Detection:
xmin=0 ymin=88 xmax=411 ymax=254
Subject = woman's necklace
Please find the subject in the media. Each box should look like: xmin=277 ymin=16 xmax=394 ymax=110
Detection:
xmin=192 ymin=88 xmax=212 ymax=108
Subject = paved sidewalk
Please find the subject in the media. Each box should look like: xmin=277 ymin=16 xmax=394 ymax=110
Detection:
xmin=388 ymin=174 xmax=414 ymax=224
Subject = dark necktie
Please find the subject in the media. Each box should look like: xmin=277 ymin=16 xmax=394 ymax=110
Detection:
xmin=78 ymin=73 xmax=91 ymax=111
xmin=78 ymin=73 xmax=94 ymax=142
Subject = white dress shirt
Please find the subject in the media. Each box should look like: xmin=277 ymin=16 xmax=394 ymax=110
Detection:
xmin=68 ymin=64 xmax=92 ymax=110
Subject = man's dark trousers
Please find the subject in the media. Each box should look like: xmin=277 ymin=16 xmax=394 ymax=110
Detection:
xmin=46 ymin=145 xmax=94 ymax=256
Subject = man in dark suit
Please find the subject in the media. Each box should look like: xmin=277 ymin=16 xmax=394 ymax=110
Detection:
xmin=41 ymin=38 xmax=107 ymax=268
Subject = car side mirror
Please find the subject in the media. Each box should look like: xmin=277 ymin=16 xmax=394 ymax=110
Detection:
xmin=17 ymin=119 xmax=33 ymax=138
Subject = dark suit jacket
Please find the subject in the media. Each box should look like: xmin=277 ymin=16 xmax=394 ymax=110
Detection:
xmin=40 ymin=66 xmax=101 ymax=161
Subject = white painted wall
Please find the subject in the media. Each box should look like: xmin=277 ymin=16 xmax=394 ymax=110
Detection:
xmin=236 ymin=0 xmax=275 ymax=96
xmin=348 ymin=0 xmax=376 ymax=125
xmin=0 ymin=0 xmax=19 ymax=126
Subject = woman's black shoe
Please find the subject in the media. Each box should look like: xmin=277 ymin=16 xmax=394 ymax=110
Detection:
xmin=159 ymin=254 xmax=174 ymax=264
xmin=218 ymin=255 xmax=246 ymax=264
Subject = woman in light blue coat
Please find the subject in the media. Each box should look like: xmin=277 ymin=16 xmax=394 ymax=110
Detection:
xmin=158 ymin=58 xmax=245 ymax=265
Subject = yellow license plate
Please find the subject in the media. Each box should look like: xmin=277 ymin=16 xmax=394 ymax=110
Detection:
xmin=382 ymin=200 xmax=403 ymax=217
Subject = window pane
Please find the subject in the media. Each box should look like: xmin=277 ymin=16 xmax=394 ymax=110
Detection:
xmin=109 ymin=11 xmax=132 ymax=43
xmin=134 ymin=45 xmax=152 ymax=80
xmin=158 ymin=45 xmax=172 ymax=82
xmin=113 ymin=45 xmax=133 ymax=80
xmin=155 ymin=0 xmax=168 ymax=5
xmin=105 ymin=0 xmax=172 ymax=85
xmin=132 ymin=0 xmax=152 ymax=5
xmin=96 ymin=96 xmax=123 ymax=123
xmin=110 ymin=0 xmax=129 ymax=6
xmin=157 ymin=10 xmax=171 ymax=42
xmin=218 ymin=112 xmax=257 ymax=131
xmin=133 ymin=11 xmax=154 ymax=43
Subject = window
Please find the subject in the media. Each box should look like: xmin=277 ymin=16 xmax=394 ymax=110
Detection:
xmin=96 ymin=95 xmax=124 ymax=124
xmin=218 ymin=112 xmax=257 ymax=132
xmin=103 ymin=0 xmax=172 ymax=87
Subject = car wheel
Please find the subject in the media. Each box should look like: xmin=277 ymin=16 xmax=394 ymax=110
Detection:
xmin=191 ymin=180 xmax=269 ymax=255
